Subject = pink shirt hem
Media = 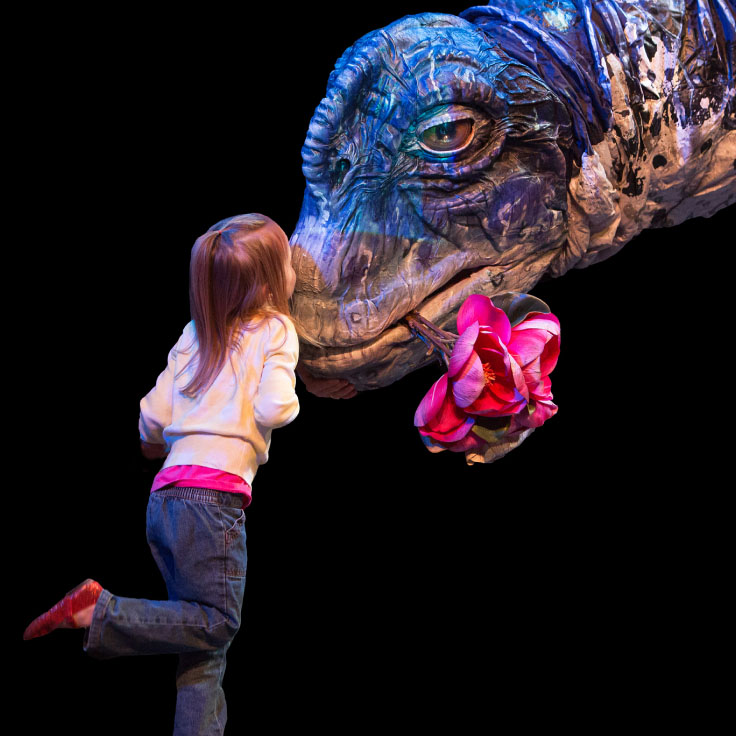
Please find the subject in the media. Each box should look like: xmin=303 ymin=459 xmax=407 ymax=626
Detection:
xmin=151 ymin=465 xmax=252 ymax=507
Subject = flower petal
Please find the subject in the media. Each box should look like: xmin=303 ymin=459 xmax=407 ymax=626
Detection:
xmin=487 ymin=378 xmax=522 ymax=404
xmin=514 ymin=313 xmax=560 ymax=334
xmin=539 ymin=334 xmax=560 ymax=377
xmin=468 ymin=387 xmax=527 ymax=417
xmin=457 ymin=295 xmax=491 ymax=333
xmin=414 ymin=373 xmax=449 ymax=427
xmin=526 ymin=375 xmax=552 ymax=402
xmin=457 ymin=295 xmax=511 ymax=343
xmin=531 ymin=399 xmax=557 ymax=427
xmin=452 ymin=352 xmax=486 ymax=408
xmin=443 ymin=430 xmax=488 ymax=453
xmin=448 ymin=321 xmax=480 ymax=379
xmin=476 ymin=342 xmax=509 ymax=372
xmin=508 ymin=353 xmax=530 ymax=399
xmin=516 ymin=398 xmax=558 ymax=428
xmin=415 ymin=374 xmax=476 ymax=442
xmin=419 ymin=413 xmax=475 ymax=443
xmin=508 ymin=313 xmax=560 ymax=371
xmin=508 ymin=328 xmax=551 ymax=368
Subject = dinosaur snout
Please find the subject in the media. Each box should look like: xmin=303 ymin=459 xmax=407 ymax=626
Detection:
xmin=290 ymin=221 xmax=409 ymax=348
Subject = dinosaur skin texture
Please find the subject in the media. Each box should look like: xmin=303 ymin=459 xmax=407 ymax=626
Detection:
xmin=291 ymin=1 xmax=735 ymax=390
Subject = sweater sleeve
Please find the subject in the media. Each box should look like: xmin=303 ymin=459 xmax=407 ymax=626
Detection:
xmin=253 ymin=317 xmax=300 ymax=429
xmin=138 ymin=340 xmax=179 ymax=445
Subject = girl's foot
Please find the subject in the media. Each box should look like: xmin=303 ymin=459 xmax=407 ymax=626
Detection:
xmin=23 ymin=579 xmax=103 ymax=640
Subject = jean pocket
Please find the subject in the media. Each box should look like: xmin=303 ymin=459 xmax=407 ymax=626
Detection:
xmin=223 ymin=508 xmax=247 ymax=578
xmin=224 ymin=508 xmax=245 ymax=541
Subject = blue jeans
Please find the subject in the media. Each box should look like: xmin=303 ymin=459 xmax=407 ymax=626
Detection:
xmin=84 ymin=487 xmax=248 ymax=736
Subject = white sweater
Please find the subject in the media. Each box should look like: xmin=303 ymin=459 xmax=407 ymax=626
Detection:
xmin=139 ymin=315 xmax=300 ymax=486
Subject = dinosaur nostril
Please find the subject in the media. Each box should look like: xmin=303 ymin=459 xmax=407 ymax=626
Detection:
xmin=333 ymin=158 xmax=351 ymax=188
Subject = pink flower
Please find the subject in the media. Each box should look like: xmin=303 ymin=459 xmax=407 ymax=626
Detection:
xmin=414 ymin=293 xmax=560 ymax=459
xmin=507 ymin=311 xmax=560 ymax=429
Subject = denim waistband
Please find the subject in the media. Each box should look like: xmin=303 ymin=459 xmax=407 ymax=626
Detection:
xmin=151 ymin=486 xmax=246 ymax=509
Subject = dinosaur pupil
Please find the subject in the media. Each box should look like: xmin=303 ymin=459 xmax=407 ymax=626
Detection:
xmin=437 ymin=122 xmax=454 ymax=140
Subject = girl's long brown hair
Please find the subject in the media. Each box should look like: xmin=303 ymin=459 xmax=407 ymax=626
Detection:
xmin=180 ymin=213 xmax=294 ymax=398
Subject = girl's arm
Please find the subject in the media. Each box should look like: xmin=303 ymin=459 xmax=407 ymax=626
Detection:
xmin=139 ymin=343 xmax=177 ymax=447
xmin=253 ymin=318 xmax=301 ymax=428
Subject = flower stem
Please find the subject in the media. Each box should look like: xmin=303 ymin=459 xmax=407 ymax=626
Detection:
xmin=404 ymin=311 xmax=458 ymax=367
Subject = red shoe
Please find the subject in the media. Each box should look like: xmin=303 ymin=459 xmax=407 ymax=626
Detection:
xmin=23 ymin=579 xmax=103 ymax=640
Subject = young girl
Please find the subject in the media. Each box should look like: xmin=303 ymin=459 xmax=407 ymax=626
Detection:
xmin=23 ymin=213 xmax=301 ymax=735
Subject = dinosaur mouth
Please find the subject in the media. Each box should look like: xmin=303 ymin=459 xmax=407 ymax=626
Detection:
xmin=298 ymin=261 xmax=517 ymax=389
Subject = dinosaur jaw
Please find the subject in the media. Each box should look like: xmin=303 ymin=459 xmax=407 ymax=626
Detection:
xmin=297 ymin=248 xmax=560 ymax=390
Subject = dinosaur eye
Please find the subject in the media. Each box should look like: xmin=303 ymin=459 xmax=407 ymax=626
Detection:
xmin=419 ymin=119 xmax=474 ymax=155
xmin=406 ymin=106 xmax=490 ymax=162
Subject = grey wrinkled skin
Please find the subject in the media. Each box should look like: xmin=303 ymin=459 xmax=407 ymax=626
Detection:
xmin=291 ymin=3 xmax=736 ymax=390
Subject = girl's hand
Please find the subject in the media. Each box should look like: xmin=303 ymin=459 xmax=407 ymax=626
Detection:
xmin=297 ymin=365 xmax=358 ymax=399
xmin=140 ymin=440 xmax=168 ymax=459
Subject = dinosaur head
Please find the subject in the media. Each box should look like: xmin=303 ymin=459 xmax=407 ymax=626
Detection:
xmin=291 ymin=13 xmax=573 ymax=389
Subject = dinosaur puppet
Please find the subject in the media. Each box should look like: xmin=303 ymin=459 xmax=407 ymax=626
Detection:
xmin=290 ymin=1 xmax=735 ymax=390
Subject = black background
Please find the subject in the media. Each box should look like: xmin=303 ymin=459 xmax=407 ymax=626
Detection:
xmin=15 ymin=3 xmax=731 ymax=731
